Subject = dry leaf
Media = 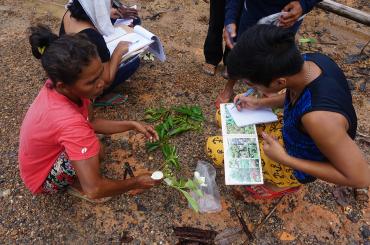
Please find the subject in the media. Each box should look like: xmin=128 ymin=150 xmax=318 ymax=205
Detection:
xmin=279 ymin=231 xmax=296 ymax=241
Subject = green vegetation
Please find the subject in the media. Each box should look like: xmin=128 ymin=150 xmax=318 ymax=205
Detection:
xmin=144 ymin=105 xmax=205 ymax=212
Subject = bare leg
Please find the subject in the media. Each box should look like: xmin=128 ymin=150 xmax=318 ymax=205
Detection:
xmin=98 ymin=140 xmax=105 ymax=162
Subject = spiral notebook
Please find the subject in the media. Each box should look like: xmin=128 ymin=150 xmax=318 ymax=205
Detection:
xmin=104 ymin=25 xmax=166 ymax=62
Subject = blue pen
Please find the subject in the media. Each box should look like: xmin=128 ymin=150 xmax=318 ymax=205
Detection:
xmin=232 ymin=88 xmax=254 ymax=109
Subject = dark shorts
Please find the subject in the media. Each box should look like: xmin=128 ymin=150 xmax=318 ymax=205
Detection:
xmin=41 ymin=152 xmax=76 ymax=194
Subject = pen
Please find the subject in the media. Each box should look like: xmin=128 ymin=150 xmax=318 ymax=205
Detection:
xmin=130 ymin=40 xmax=140 ymax=46
xmin=231 ymin=88 xmax=254 ymax=109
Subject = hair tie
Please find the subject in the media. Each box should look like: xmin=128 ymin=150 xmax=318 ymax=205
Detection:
xmin=38 ymin=46 xmax=46 ymax=55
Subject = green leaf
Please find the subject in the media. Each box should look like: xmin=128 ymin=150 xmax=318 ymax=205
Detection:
xmin=180 ymin=190 xmax=199 ymax=212
xmin=168 ymin=125 xmax=192 ymax=136
xmin=176 ymin=178 xmax=187 ymax=188
xmin=146 ymin=142 xmax=160 ymax=152
xmin=299 ymin=38 xmax=317 ymax=44
xmin=184 ymin=179 xmax=196 ymax=189
xmin=166 ymin=116 xmax=174 ymax=128
xmin=161 ymin=144 xmax=171 ymax=157
xmin=194 ymin=189 xmax=203 ymax=197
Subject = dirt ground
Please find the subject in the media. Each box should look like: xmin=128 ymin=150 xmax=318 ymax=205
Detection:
xmin=0 ymin=0 xmax=369 ymax=244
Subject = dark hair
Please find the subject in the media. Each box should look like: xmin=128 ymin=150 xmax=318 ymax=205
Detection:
xmin=29 ymin=25 xmax=98 ymax=85
xmin=68 ymin=0 xmax=91 ymax=22
xmin=227 ymin=25 xmax=304 ymax=87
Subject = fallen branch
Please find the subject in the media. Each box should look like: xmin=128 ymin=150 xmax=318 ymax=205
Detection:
xmin=253 ymin=196 xmax=285 ymax=234
xmin=317 ymin=0 xmax=370 ymax=26
xmin=357 ymin=131 xmax=370 ymax=138
xmin=230 ymin=199 xmax=255 ymax=241
xmin=356 ymin=131 xmax=370 ymax=144
xmin=360 ymin=40 xmax=370 ymax=55
xmin=173 ymin=226 xmax=217 ymax=244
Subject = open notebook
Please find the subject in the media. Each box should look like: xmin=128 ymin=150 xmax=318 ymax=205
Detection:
xmin=226 ymin=104 xmax=278 ymax=127
xmin=103 ymin=25 xmax=166 ymax=62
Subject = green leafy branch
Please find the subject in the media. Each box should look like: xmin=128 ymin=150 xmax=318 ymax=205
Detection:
xmin=144 ymin=105 xmax=205 ymax=212
xmin=164 ymin=177 xmax=204 ymax=212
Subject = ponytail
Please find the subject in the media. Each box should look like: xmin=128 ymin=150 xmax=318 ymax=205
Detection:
xmin=28 ymin=24 xmax=98 ymax=86
xmin=29 ymin=25 xmax=58 ymax=59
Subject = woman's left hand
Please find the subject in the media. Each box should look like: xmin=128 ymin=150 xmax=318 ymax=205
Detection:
xmin=133 ymin=122 xmax=159 ymax=142
xmin=279 ymin=1 xmax=303 ymax=28
xmin=262 ymin=132 xmax=289 ymax=163
xmin=111 ymin=6 xmax=138 ymax=19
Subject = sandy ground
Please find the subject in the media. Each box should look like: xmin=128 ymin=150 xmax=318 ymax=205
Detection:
xmin=0 ymin=0 xmax=369 ymax=244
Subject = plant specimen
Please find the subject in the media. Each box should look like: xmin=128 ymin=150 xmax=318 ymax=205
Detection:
xmin=144 ymin=107 xmax=171 ymax=123
xmin=164 ymin=172 xmax=206 ymax=212
xmin=144 ymin=105 xmax=205 ymax=211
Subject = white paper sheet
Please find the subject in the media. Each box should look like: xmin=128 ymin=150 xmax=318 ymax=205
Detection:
xmin=105 ymin=32 xmax=153 ymax=55
xmin=226 ymin=104 xmax=278 ymax=127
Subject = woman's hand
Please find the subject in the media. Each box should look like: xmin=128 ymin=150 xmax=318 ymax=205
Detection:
xmin=262 ymin=132 xmax=289 ymax=164
xmin=224 ymin=23 xmax=237 ymax=49
xmin=132 ymin=122 xmax=159 ymax=142
xmin=115 ymin=41 xmax=130 ymax=55
xmin=111 ymin=7 xmax=122 ymax=19
xmin=111 ymin=6 xmax=138 ymax=19
xmin=134 ymin=173 xmax=162 ymax=189
xmin=279 ymin=1 xmax=303 ymax=28
xmin=233 ymin=94 xmax=261 ymax=111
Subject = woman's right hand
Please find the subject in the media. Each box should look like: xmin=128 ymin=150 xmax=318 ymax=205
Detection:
xmin=134 ymin=173 xmax=162 ymax=190
xmin=115 ymin=41 xmax=130 ymax=55
xmin=233 ymin=94 xmax=262 ymax=111
xmin=224 ymin=23 xmax=237 ymax=49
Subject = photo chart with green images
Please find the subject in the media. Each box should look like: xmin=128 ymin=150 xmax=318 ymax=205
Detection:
xmin=220 ymin=103 xmax=264 ymax=185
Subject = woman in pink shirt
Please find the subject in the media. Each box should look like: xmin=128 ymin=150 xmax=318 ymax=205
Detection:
xmin=19 ymin=25 xmax=161 ymax=202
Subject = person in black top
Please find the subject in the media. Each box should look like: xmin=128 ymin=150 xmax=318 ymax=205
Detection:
xmin=224 ymin=25 xmax=369 ymax=198
xmin=202 ymin=0 xmax=234 ymax=77
xmin=215 ymin=0 xmax=322 ymax=108
xmin=60 ymin=0 xmax=140 ymax=106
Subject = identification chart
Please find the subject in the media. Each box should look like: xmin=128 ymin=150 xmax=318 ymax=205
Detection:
xmin=220 ymin=103 xmax=264 ymax=185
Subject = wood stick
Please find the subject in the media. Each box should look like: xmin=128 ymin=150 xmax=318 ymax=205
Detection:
xmin=173 ymin=226 xmax=217 ymax=243
xmin=360 ymin=40 xmax=370 ymax=55
xmin=253 ymin=196 xmax=285 ymax=234
xmin=317 ymin=0 xmax=370 ymax=26
xmin=231 ymin=200 xmax=255 ymax=241
xmin=357 ymin=131 xmax=369 ymax=138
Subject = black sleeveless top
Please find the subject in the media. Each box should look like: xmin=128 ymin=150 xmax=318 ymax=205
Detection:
xmin=283 ymin=53 xmax=357 ymax=183
xmin=59 ymin=17 xmax=111 ymax=63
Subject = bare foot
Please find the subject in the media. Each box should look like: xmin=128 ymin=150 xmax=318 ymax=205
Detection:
xmin=68 ymin=182 xmax=112 ymax=203
xmin=202 ymin=63 xmax=216 ymax=76
xmin=221 ymin=67 xmax=229 ymax=79
xmin=93 ymin=93 xmax=128 ymax=107
xmin=215 ymin=88 xmax=234 ymax=108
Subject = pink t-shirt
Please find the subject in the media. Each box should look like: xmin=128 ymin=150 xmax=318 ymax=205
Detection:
xmin=19 ymin=80 xmax=100 ymax=194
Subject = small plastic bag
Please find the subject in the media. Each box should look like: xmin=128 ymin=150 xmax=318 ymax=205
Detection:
xmin=191 ymin=160 xmax=222 ymax=213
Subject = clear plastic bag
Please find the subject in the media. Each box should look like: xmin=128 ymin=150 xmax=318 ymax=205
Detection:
xmin=191 ymin=160 xmax=222 ymax=213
